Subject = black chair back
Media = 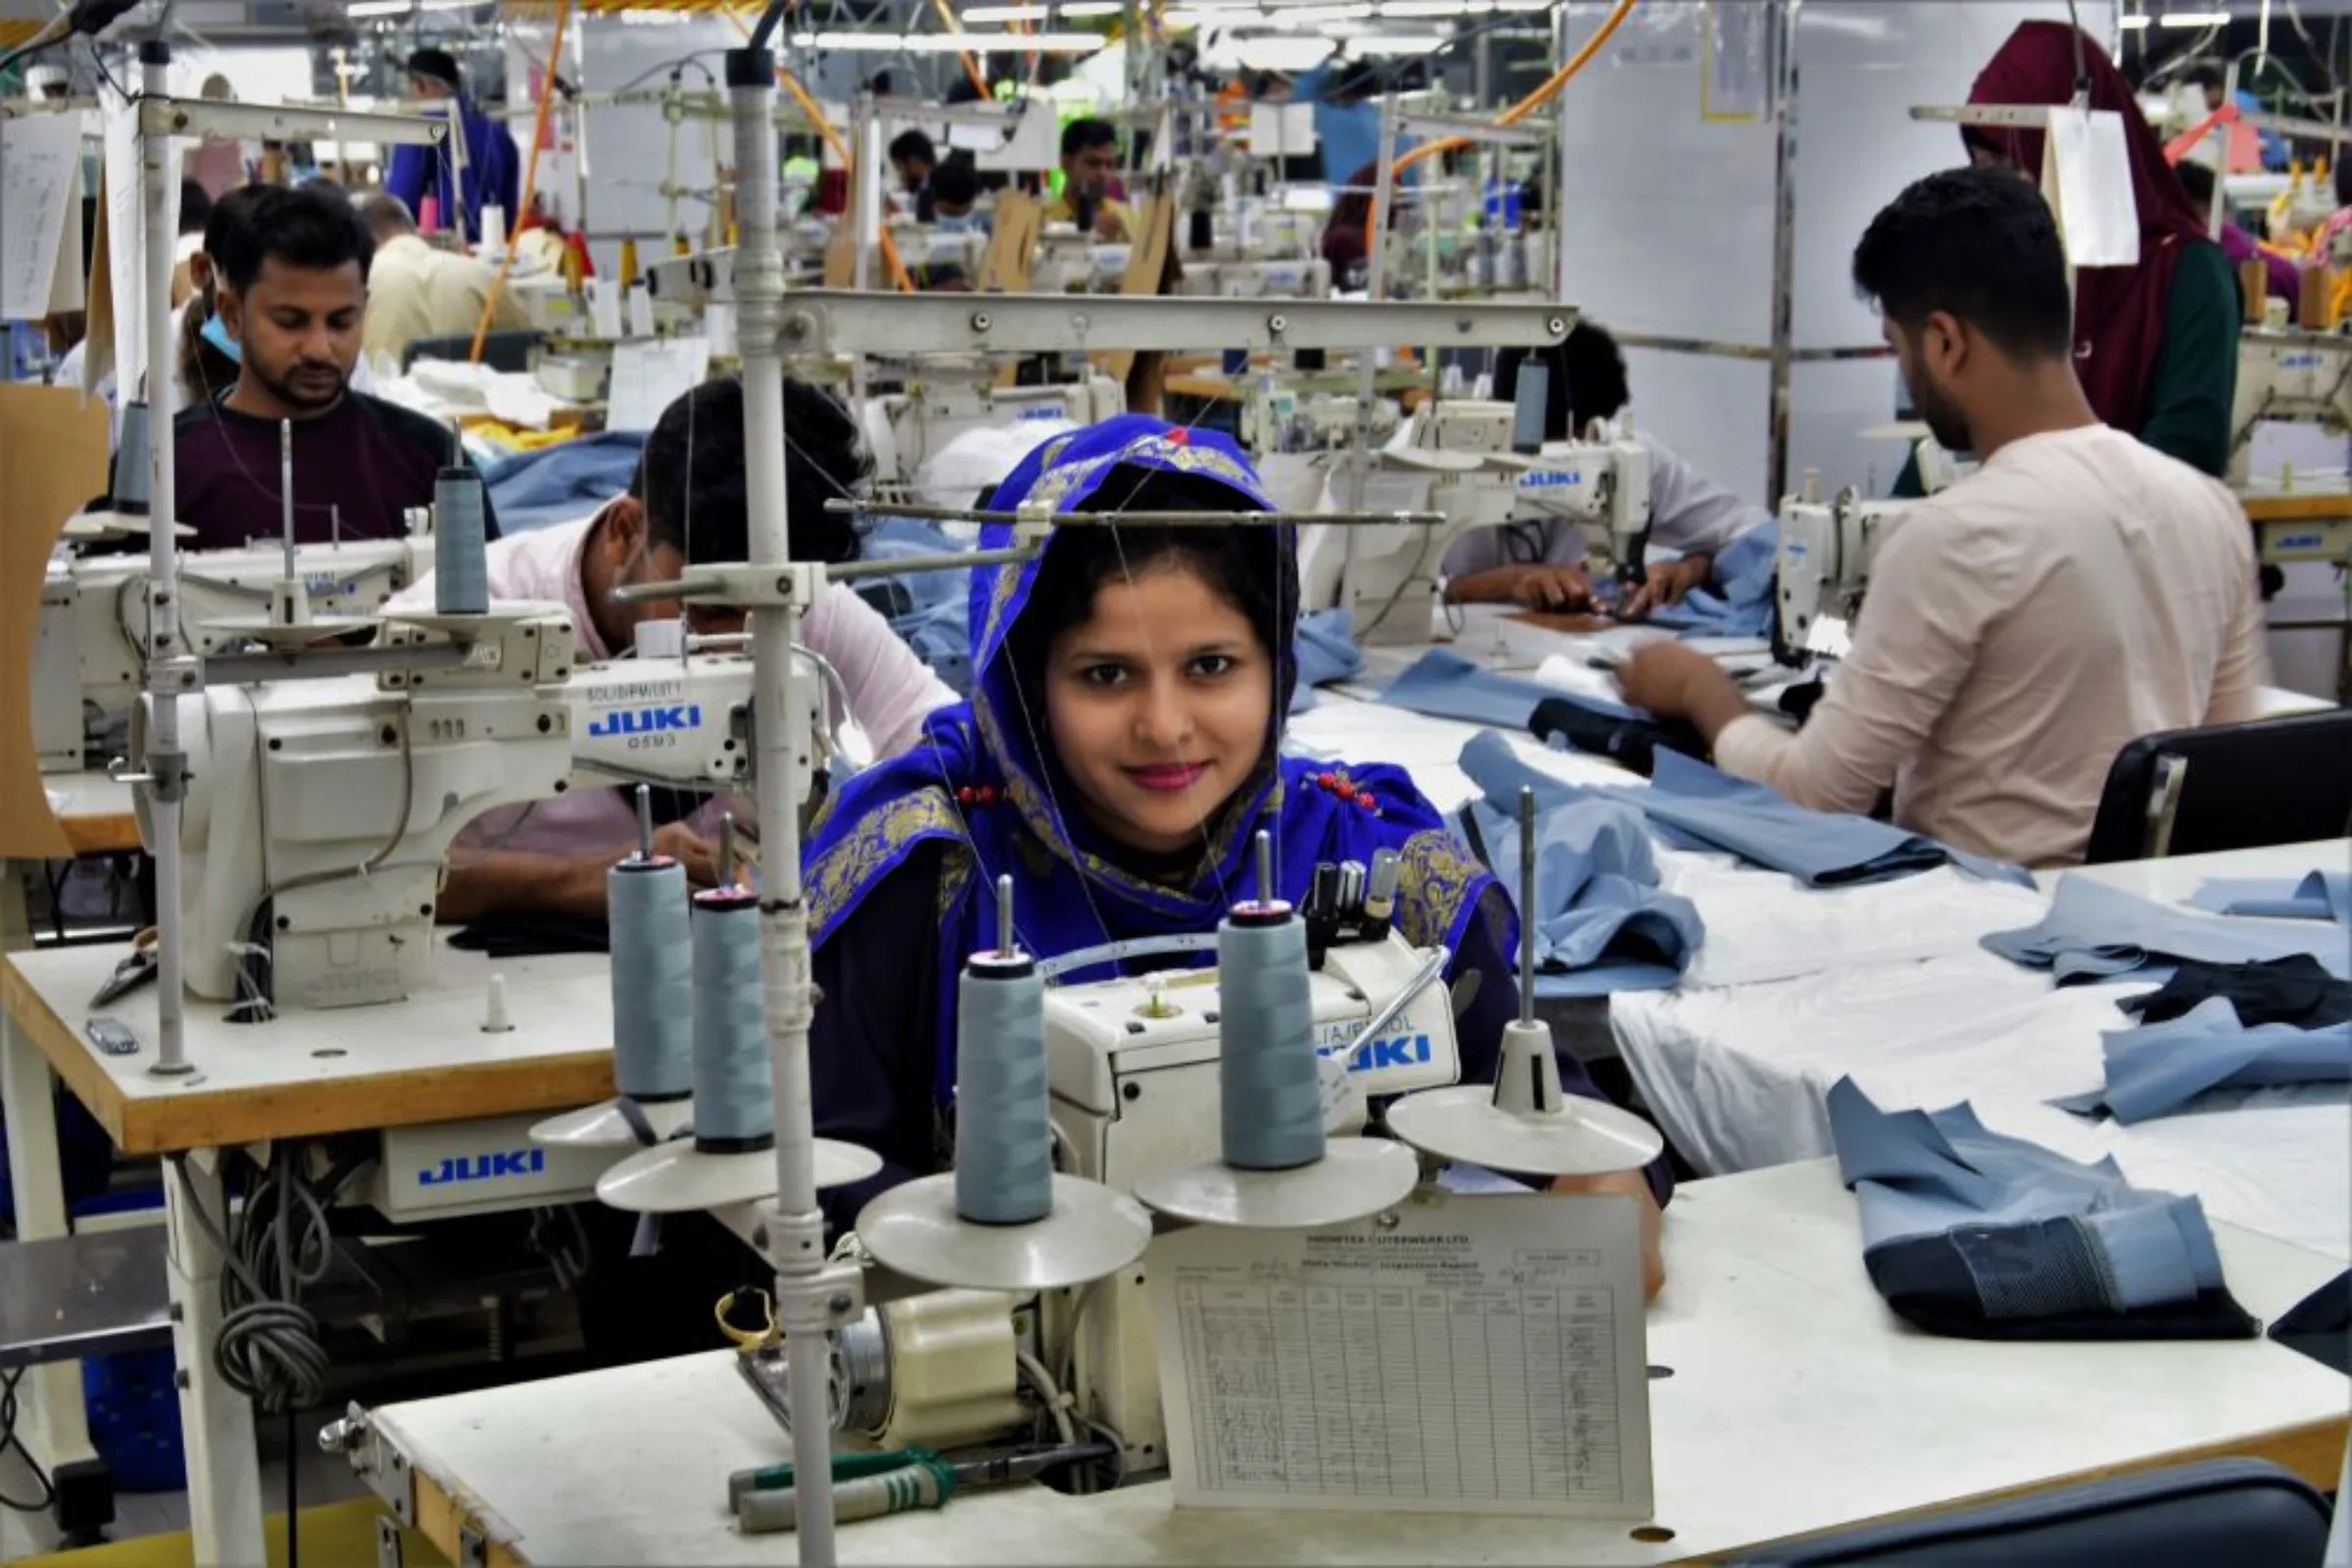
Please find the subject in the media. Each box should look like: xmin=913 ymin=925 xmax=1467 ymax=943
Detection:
xmin=2086 ymin=710 xmax=2352 ymax=863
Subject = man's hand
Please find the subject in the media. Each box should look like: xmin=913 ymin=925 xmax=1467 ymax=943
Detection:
xmin=652 ymin=822 xmax=723 ymax=888
xmin=1618 ymin=555 xmax=1712 ymax=620
xmin=1446 ymin=563 xmax=1595 ymax=612
xmin=1549 ymin=1168 xmax=1665 ymax=1300
xmin=1616 ymin=641 xmax=1755 ymax=748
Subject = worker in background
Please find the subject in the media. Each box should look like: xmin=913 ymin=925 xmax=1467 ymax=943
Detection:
xmin=1046 ymin=118 xmax=1133 ymax=242
xmin=386 ymin=47 xmax=519 ymax=247
xmin=1948 ymin=22 xmax=2235 ymax=480
xmin=927 ymin=154 xmax=989 ymax=235
xmin=889 ymin=127 xmax=937 ymax=219
xmin=1619 ymin=167 xmax=2267 ymax=869
xmin=1445 ymin=323 xmax=1775 ymax=616
xmin=392 ymin=375 xmax=955 ymax=922
xmin=2184 ymin=60 xmax=2284 ymax=172
xmin=171 ymin=182 xmax=487 ymax=550
xmin=356 ymin=190 xmax=527 ymax=368
xmin=2175 ymin=159 xmax=2299 ymax=323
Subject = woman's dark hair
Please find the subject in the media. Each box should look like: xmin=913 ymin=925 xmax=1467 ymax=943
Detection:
xmin=1494 ymin=320 xmax=1632 ymax=443
xmin=1003 ymin=466 xmax=1295 ymax=741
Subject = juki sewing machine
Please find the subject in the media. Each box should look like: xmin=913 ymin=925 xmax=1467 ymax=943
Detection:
xmin=36 ymin=530 xmax=434 ymax=773
xmin=1772 ymin=479 xmax=1911 ymax=663
xmin=2230 ymin=327 xmax=2352 ymax=491
xmin=1175 ymin=257 xmax=1335 ymax=301
xmin=1030 ymin=230 xmax=1134 ymax=295
xmin=865 ymin=372 xmax=1125 ymax=493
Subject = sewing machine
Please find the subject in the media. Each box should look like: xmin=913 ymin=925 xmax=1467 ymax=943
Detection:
xmin=1176 ymin=258 xmax=1335 ymax=301
xmin=137 ymin=608 xmax=827 ymax=1015
xmin=1031 ymin=229 xmax=1133 ymax=294
xmin=1773 ymin=484 xmax=1911 ymax=662
xmin=35 ymin=534 xmax=435 ymax=773
xmin=2230 ymin=327 xmax=2352 ymax=490
xmin=866 ymin=373 xmax=1125 ymax=491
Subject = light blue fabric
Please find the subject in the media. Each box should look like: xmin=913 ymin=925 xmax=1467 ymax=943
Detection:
xmin=1643 ymin=521 xmax=1778 ymax=639
xmin=858 ymin=514 xmax=975 ymax=694
xmin=1984 ymin=874 xmax=2352 ymax=983
xmin=1463 ymin=789 xmax=1702 ymax=996
xmin=2054 ymin=997 xmax=2352 ymax=1125
xmin=1291 ymin=607 xmax=1361 ymax=713
xmin=1828 ymin=1077 xmax=2230 ymax=1312
xmin=1382 ymin=647 xmax=1642 ymax=728
xmin=478 ymin=432 xmax=646 ymax=537
xmin=2188 ymin=870 xmax=2352 ymax=925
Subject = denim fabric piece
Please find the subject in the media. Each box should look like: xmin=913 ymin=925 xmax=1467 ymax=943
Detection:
xmin=2188 ymin=870 xmax=2352 ymax=925
xmin=2053 ymin=997 xmax=2352 ymax=1125
xmin=1462 ymin=788 xmax=1703 ymax=992
xmin=859 ymin=514 xmax=979 ymax=694
xmin=479 ymin=431 xmax=647 ymax=535
xmin=1290 ymin=607 xmax=1362 ymax=714
xmin=1984 ymin=874 xmax=2352 ymax=983
xmin=1828 ymin=1077 xmax=2231 ymax=1317
xmin=1383 ymin=648 xmax=1643 ymax=728
xmin=1643 ymin=521 xmax=1778 ymax=638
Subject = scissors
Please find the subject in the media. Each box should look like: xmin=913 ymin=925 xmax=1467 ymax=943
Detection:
xmin=89 ymin=929 xmax=162 ymax=1008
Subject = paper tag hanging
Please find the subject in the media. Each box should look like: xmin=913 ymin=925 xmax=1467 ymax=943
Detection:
xmin=2041 ymin=106 xmax=2140 ymax=269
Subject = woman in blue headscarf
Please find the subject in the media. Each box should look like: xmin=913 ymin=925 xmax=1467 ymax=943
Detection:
xmin=805 ymin=416 xmax=1669 ymax=1294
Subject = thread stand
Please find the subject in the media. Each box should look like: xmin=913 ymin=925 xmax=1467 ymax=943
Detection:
xmin=1385 ymin=787 xmax=1665 ymax=1178
xmin=858 ymin=876 xmax=1153 ymax=1292
xmin=1133 ymin=831 xmax=1420 ymax=1231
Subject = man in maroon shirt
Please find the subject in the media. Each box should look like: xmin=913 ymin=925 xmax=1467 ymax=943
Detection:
xmin=174 ymin=181 xmax=496 ymax=550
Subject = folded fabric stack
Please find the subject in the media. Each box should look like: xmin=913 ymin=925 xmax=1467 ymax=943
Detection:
xmin=1828 ymin=1077 xmax=2257 ymax=1341
xmin=2055 ymin=997 xmax=2352 ymax=1125
xmin=2188 ymin=869 xmax=2351 ymax=925
xmin=1983 ymin=875 xmax=2352 ymax=984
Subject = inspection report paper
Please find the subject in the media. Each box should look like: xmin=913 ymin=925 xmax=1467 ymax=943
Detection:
xmin=1149 ymin=1190 xmax=1652 ymax=1516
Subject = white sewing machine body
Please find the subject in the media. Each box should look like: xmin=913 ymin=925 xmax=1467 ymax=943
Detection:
xmin=36 ymin=534 xmax=435 ymax=773
xmin=866 ymin=373 xmax=1124 ymax=489
xmin=141 ymin=607 xmax=784 ymax=1014
xmin=1031 ymin=229 xmax=1133 ymax=294
xmin=1176 ymin=258 xmax=1335 ymax=301
xmin=1774 ymin=486 xmax=1912 ymax=662
xmin=2230 ymin=327 xmax=2352 ymax=489
xmin=1041 ymin=929 xmax=1461 ymax=1467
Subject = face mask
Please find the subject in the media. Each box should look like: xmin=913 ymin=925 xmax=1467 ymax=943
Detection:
xmin=200 ymin=311 xmax=243 ymax=364
xmin=935 ymin=212 xmax=981 ymax=233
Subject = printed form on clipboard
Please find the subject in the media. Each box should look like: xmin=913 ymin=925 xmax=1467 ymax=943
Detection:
xmin=1148 ymin=1189 xmax=1654 ymax=1518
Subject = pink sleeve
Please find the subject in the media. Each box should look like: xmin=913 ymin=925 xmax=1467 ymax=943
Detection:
xmin=804 ymin=584 xmax=958 ymax=759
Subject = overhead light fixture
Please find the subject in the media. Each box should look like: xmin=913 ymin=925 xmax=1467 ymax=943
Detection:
xmin=416 ymin=0 xmax=481 ymax=10
xmin=1380 ymin=0 xmax=1484 ymax=15
xmin=963 ymin=3 xmax=1053 ymax=19
xmin=1059 ymin=1 xmax=1125 ymax=12
xmin=349 ymin=0 xmax=414 ymax=14
xmin=1230 ymin=34 xmax=1340 ymax=68
xmin=797 ymin=28 xmax=1108 ymax=51
xmin=1491 ymin=0 xmax=1555 ymax=12
xmin=1345 ymin=29 xmax=1446 ymax=52
xmin=1166 ymin=5 xmax=1269 ymax=24
xmin=1276 ymin=3 xmax=1374 ymax=23
xmin=2156 ymin=10 xmax=2231 ymax=25
xmin=2117 ymin=13 xmax=2152 ymax=25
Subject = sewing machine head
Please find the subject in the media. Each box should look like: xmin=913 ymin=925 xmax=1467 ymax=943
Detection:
xmin=871 ymin=373 xmax=1123 ymax=487
xmin=1772 ymin=483 xmax=1911 ymax=663
xmin=1175 ymin=258 xmax=1335 ymax=301
xmin=2230 ymin=328 xmax=2352 ymax=489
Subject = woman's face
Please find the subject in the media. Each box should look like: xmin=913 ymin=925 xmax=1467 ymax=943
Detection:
xmin=1044 ymin=561 xmax=1274 ymax=858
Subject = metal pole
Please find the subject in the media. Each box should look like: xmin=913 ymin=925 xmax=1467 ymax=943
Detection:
xmin=850 ymin=89 xmax=874 ymax=407
xmin=1764 ymin=0 xmax=1802 ymax=507
xmin=1350 ymin=91 xmax=1401 ymax=514
xmin=140 ymin=39 xmax=193 ymax=1080
xmin=725 ymin=41 xmax=842 ymax=1568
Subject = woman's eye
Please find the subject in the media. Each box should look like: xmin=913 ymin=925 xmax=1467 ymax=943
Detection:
xmin=1080 ymin=663 xmax=1129 ymax=688
xmin=1190 ymin=654 xmax=1236 ymax=678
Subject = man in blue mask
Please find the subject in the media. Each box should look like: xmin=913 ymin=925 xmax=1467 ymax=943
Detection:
xmin=386 ymin=47 xmax=520 ymax=247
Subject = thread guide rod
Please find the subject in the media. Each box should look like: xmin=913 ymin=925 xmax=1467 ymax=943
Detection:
xmin=997 ymin=872 xmax=1016 ymax=959
xmin=1518 ymin=786 xmax=1536 ymax=1030
xmin=634 ymin=783 xmax=654 ymax=860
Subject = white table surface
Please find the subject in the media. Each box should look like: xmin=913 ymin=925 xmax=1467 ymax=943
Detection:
xmin=365 ymin=1158 xmax=2350 ymax=1568
xmin=1613 ymin=841 xmax=2352 ymax=1259
xmin=40 ymin=768 xmax=133 ymax=824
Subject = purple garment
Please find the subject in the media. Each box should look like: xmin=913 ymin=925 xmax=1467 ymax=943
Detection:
xmin=2221 ymin=221 xmax=2300 ymax=318
xmin=172 ymin=392 xmax=495 ymax=552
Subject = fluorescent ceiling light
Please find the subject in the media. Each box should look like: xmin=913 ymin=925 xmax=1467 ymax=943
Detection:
xmin=1492 ymin=0 xmax=1554 ymax=11
xmin=416 ymin=0 xmax=480 ymax=10
xmin=1233 ymin=34 xmax=1340 ymax=68
xmin=1059 ymin=1 xmax=1125 ymax=12
xmin=348 ymin=0 xmax=412 ymax=14
xmin=1382 ymin=0 xmax=1486 ymax=14
xmin=963 ymin=4 xmax=1053 ymax=18
xmin=798 ymin=28 xmax=1107 ymax=51
xmin=2117 ymin=14 xmax=2151 ymax=25
xmin=2157 ymin=10 xmax=2230 ymax=25
xmin=1346 ymin=30 xmax=1446 ymax=52
xmin=1167 ymin=6 xmax=1268 ymax=24
xmin=1278 ymin=3 xmax=1375 ymax=23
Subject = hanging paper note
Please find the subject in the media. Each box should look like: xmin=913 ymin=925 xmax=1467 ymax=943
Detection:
xmin=2 ymin=113 xmax=84 ymax=319
xmin=2043 ymin=106 xmax=2140 ymax=269
xmin=607 ymin=335 xmax=710 ymax=434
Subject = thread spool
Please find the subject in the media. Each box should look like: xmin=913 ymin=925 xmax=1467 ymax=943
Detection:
xmin=953 ymin=951 xmax=1051 ymax=1225
xmin=690 ymin=887 xmax=771 ymax=1152
xmin=115 ymin=403 xmax=153 ymax=515
xmin=610 ymin=858 xmax=694 ymax=1103
xmin=1218 ymin=873 xmax=1323 ymax=1171
xmin=433 ymin=466 xmax=491 ymax=614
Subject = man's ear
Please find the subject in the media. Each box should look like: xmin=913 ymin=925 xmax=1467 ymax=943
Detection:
xmin=602 ymin=493 xmax=648 ymax=563
xmin=1922 ymin=309 xmax=1968 ymax=381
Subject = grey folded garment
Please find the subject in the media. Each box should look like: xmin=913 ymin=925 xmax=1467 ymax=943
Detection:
xmin=1983 ymin=874 xmax=2352 ymax=984
xmin=2053 ymin=997 xmax=2351 ymax=1125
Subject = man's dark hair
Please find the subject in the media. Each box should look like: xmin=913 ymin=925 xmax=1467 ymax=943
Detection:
xmin=929 ymin=155 xmax=980 ymax=209
xmin=408 ymin=47 xmax=463 ymax=91
xmin=2182 ymin=61 xmax=2226 ymax=93
xmin=889 ymin=127 xmax=936 ymax=169
xmin=1061 ymin=117 xmax=1117 ymax=160
xmin=2174 ymin=158 xmax=2218 ymax=209
xmin=632 ymin=376 xmax=868 ymax=567
xmin=178 ymin=179 xmax=214 ymax=237
xmin=1494 ymin=321 xmax=1632 ymax=443
xmin=1850 ymin=166 xmax=2073 ymax=363
xmin=210 ymin=182 xmax=374 ymax=294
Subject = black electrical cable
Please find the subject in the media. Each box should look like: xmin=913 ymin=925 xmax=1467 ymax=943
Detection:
xmin=749 ymin=0 xmax=792 ymax=52
xmin=0 ymin=1367 xmax=57 ymax=1515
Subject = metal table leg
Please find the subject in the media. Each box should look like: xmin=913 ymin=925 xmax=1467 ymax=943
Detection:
xmin=163 ymin=1153 xmax=265 ymax=1567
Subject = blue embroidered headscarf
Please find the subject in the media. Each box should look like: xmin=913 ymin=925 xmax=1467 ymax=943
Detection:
xmin=804 ymin=416 xmax=1504 ymax=1098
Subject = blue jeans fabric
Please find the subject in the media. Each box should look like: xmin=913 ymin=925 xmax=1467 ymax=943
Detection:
xmin=2053 ymin=996 xmax=2352 ymax=1124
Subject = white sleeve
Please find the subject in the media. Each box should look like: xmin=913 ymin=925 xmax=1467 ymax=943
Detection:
xmin=805 ymin=583 xmax=958 ymax=759
xmin=1643 ymin=435 xmax=1774 ymax=562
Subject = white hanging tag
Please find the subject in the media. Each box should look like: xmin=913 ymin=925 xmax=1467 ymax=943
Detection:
xmin=2042 ymin=105 xmax=2140 ymax=269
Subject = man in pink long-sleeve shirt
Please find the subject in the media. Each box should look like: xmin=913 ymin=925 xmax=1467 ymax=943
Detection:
xmin=389 ymin=375 xmax=956 ymax=920
xmin=1621 ymin=167 xmax=2268 ymax=868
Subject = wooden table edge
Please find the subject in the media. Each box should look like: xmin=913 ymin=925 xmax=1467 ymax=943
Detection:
xmin=1 ymin=955 xmax=614 ymax=1155
xmin=59 ymin=813 xmax=143 ymax=857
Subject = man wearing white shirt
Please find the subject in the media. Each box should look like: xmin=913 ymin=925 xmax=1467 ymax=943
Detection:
xmin=387 ymin=374 xmax=956 ymax=918
xmin=356 ymin=190 xmax=527 ymax=366
xmin=1443 ymin=321 xmax=1775 ymax=616
xmin=1620 ymin=167 xmax=2267 ymax=868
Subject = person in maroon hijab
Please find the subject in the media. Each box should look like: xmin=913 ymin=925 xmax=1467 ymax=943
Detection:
xmin=1960 ymin=21 xmax=2237 ymax=479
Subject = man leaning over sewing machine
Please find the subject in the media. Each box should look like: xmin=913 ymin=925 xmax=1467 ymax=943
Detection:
xmin=386 ymin=376 xmax=957 ymax=920
xmin=1619 ymin=167 xmax=2267 ymax=869
xmin=1443 ymin=321 xmax=1774 ymax=617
